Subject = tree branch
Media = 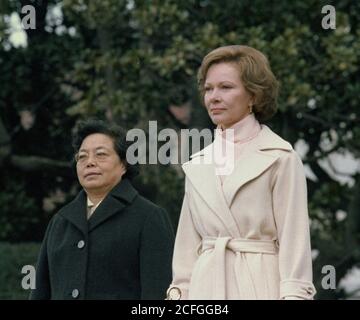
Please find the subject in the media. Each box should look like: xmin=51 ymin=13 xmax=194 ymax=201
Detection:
xmin=0 ymin=112 xmax=71 ymax=178
xmin=8 ymin=155 xmax=73 ymax=177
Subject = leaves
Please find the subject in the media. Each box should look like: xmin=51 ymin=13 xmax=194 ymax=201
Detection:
xmin=1 ymin=0 xmax=360 ymax=299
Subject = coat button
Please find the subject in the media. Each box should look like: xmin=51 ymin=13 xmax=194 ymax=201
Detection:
xmin=72 ymin=289 xmax=79 ymax=299
xmin=77 ymin=240 xmax=85 ymax=249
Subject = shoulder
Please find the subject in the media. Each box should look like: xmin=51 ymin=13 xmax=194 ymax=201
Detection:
xmin=50 ymin=198 xmax=79 ymax=225
xmin=252 ymin=125 xmax=306 ymax=174
xmin=270 ymin=147 xmax=306 ymax=184
xmin=256 ymin=125 xmax=303 ymax=161
xmin=256 ymin=125 xmax=293 ymax=152
xmin=56 ymin=198 xmax=79 ymax=216
xmin=133 ymin=194 xmax=162 ymax=211
xmin=131 ymin=194 xmax=168 ymax=219
xmin=279 ymin=148 xmax=304 ymax=167
xmin=46 ymin=192 xmax=85 ymax=231
xmin=133 ymin=195 xmax=173 ymax=235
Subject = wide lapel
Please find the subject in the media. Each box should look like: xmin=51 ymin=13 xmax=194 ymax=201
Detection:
xmin=88 ymin=179 xmax=138 ymax=232
xmin=183 ymin=144 xmax=240 ymax=237
xmin=58 ymin=190 xmax=88 ymax=235
xmin=222 ymin=150 xmax=279 ymax=206
xmin=222 ymin=125 xmax=292 ymax=207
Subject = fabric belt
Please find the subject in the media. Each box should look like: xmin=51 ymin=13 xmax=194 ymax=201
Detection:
xmin=198 ymin=236 xmax=278 ymax=299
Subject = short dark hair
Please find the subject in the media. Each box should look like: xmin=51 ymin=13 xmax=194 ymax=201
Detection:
xmin=72 ymin=119 xmax=139 ymax=180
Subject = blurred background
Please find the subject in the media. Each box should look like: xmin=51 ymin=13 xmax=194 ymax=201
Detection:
xmin=0 ymin=0 xmax=359 ymax=299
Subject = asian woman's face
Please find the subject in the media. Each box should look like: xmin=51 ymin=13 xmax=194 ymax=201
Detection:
xmin=76 ymin=133 xmax=126 ymax=196
xmin=204 ymin=62 xmax=253 ymax=129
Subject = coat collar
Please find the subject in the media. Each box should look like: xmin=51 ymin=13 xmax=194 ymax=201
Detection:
xmin=59 ymin=179 xmax=138 ymax=234
xmin=190 ymin=125 xmax=292 ymax=158
xmin=183 ymin=125 xmax=293 ymax=233
xmin=253 ymin=125 xmax=292 ymax=151
xmin=222 ymin=125 xmax=293 ymax=206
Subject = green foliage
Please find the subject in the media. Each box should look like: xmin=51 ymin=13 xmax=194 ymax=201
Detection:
xmin=0 ymin=181 xmax=39 ymax=242
xmin=0 ymin=0 xmax=359 ymax=299
xmin=0 ymin=242 xmax=40 ymax=299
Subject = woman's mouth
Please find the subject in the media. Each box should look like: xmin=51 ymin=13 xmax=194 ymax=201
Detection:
xmin=84 ymin=172 xmax=101 ymax=179
xmin=210 ymin=108 xmax=226 ymax=114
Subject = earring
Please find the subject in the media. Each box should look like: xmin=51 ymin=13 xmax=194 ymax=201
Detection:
xmin=249 ymin=105 xmax=253 ymax=114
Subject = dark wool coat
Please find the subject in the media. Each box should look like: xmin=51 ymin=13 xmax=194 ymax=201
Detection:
xmin=30 ymin=179 xmax=174 ymax=300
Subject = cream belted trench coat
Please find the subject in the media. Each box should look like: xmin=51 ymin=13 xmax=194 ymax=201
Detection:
xmin=168 ymin=125 xmax=316 ymax=300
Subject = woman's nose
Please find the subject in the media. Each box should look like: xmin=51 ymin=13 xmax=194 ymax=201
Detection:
xmin=85 ymin=154 xmax=96 ymax=167
xmin=209 ymin=89 xmax=221 ymax=102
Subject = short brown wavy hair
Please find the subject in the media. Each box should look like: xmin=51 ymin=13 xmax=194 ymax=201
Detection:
xmin=197 ymin=45 xmax=279 ymax=122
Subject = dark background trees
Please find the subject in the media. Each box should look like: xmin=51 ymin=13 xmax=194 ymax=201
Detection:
xmin=0 ymin=0 xmax=359 ymax=299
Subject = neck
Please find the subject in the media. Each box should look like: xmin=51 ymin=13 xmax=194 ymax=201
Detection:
xmin=83 ymin=177 xmax=123 ymax=205
xmin=85 ymin=183 xmax=115 ymax=205
xmin=217 ymin=113 xmax=260 ymax=143
xmin=220 ymin=112 xmax=252 ymax=130
xmin=86 ymin=192 xmax=105 ymax=206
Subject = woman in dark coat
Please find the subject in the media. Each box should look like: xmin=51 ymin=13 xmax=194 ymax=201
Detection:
xmin=30 ymin=119 xmax=174 ymax=300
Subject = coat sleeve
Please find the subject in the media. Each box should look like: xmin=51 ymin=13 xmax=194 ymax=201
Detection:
xmin=166 ymin=178 xmax=201 ymax=300
xmin=29 ymin=217 xmax=55 ymax=300
xmin=272 ymin=150 xmax=316 ymax=300
xmin=139 ymin=206 xmax=175 ymax=299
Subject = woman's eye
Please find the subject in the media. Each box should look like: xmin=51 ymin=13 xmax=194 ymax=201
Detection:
xmin=96 ymin=152 xmax=109 ymax=159
xmin=76 ymin=154 xmax=88 ymax=162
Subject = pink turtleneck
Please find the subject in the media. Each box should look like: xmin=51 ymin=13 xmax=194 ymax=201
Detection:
xmin=215 ymin=113 xmax=261 ymax=184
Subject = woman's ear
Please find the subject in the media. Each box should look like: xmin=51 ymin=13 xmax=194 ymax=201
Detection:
xmin=120 ymin=161 xmax=127 ymax=175
xmin=121 ymin=161 xmax=127 ymax=174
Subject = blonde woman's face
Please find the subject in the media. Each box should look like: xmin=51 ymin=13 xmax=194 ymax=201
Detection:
xmin=204 ymin=62 xmax=253 ymax=129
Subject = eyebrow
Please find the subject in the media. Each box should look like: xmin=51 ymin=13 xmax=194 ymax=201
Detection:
xmin=204 ymin=80 xmax=235 ymax=86
xmin=78 ymin=146 xmax=111 ymax=153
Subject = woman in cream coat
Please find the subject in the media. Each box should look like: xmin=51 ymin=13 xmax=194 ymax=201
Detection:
xmin=167 ymin=45 xmax=316 ymax=300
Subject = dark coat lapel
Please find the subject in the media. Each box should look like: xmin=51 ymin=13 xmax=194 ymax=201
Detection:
xmin=58 ymin=191 xmax=88 ymax=235
xmin=88 ymin=179 xmax=138 ymax=232
xmin=59 ymin=179 xmax=138 ymax=234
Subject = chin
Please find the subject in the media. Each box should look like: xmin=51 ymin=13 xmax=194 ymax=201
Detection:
xmin=82 ymin=181 xmax=102 ymax=190
xmin=210 ymin=115 xmax=223 ymax=125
